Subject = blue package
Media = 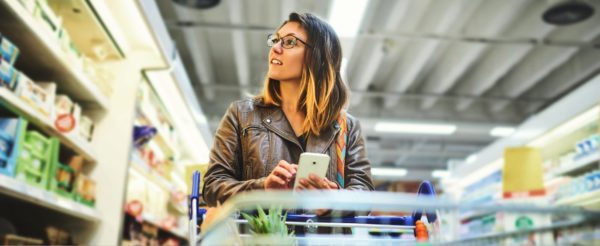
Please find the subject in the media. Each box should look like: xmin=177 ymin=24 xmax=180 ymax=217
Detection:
xmin=0 ymin=36 xmax=19 ymax=65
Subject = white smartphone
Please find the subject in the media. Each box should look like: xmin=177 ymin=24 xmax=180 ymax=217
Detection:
xmin=293 ymin=152 xmax=331 ymax=189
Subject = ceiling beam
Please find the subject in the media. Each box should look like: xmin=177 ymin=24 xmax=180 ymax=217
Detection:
xmin=490 ymin=46 xmax=579 ymax=112
xmin=420 ymin=0 xmax=533 ymax=110
xmin=176 ymin=7 xmax=216 ymax=101
xmin=531 ymin=48 xmax=600 ymax=101
xmin=383 ymin=0 xmax=465 ymax=109
xmin=349 ymin=0 xmax=411 ymax=106
xmin=454 ymin=44 xmax=533 ymax=111
xmin=452 ymin=0 xmax=557 ymax=112
xmin=491 ymin=7 xmax=600 ymax=112
xmin=228 ymin=0 xmax=251 ymax=99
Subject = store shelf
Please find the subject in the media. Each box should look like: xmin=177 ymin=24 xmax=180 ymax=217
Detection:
xmin=460 ymin=210 xmax=496 ymax=223
xmin=140 ymin=213 xmax=187 ymax=239
xmin=550 ymin=152 xmax=600 ymax=178
xmin=0 ymin=0 xmax=109 ymax=110
xmin=0 ymin=174 xmax=100 ymax=222
xmin=47 ymin=0 xmax=124 ymax=60
xmin=555 ymin=189 xmax=600 ymax=209
xmin=130 ymin=152 xmax=174 ymax=192
xmin=0 ymin=88 xmax=97 ymax=164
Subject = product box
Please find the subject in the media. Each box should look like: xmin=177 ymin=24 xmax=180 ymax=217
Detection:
xmin=0 ymin=118 xmax=27 ymax=177
xmin=37 ymin=82 xmax=57 ymax=118
xmin=0 ymin=34 xmax=20 ymax=65
xmin=15 ymin=78 xmax=55 ymax=117
xmin=0 ymin=59 xmax=18 ymax=89
xmin=79 ymin=115 xmax=94 ymax=142
xmin=33 ymin=0 xmax=61 ymax=38
xmin=73 ymin=173 xmax=96 ymax=207
xmin=54 ymin=94 xmax=73 ymax=116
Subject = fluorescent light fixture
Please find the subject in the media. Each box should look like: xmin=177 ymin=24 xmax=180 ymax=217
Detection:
xmin=328 ymin=0 xmax=369 ymax=37
xmin=371 ymin=168 xmax=407 ymax=177
xmin=374 ymin=122 xmax=457 ymax=135
xmin=490 ymin=127 xmax=516 ymax=137
xmin=431 ymin=170 xmax=450 ymax=179
xmin=466 ymin=154 xmax=478 ymax=164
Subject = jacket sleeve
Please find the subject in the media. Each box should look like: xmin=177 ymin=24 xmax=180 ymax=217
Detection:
xmin=202 ymin=102 xmax=265 ymax=206
xmin=343 ymin=116 xmax=374 ymax=191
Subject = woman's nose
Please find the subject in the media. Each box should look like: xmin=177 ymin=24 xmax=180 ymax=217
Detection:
xmin=272 ymin=41 xmax=283 ymax=54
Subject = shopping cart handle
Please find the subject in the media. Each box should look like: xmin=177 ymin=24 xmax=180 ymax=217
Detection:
xmin=412 ymin=180 xmax=437 ymax=223
xmin=286 ymin=214 xmax=414 ymax=225
xmin=191 ymin=171 xmax=201 ymax=200
xmin=189 ymin=171 xmax=201 ymax=220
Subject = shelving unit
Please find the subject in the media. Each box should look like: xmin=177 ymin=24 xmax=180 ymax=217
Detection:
xmin=0 ymin=88 xmax=97 ymax=163
xmin=129 ymin=153 xmax=175 ymax=192
xmin=550 ymin=152 xmax=600 ymax=178
xmin=556 ymin=189 xmax=600 ymax=209
xmin=0 ymin=172 xmax=100 ymax=222
xmin=0 ymin=0 xmax=109 ymax=109
xmin=140 ymin=213 xmax=187 ymax=239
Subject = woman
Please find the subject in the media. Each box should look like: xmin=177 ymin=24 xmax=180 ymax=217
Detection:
xmin=202 ymin=12 xmax=373 ymax=207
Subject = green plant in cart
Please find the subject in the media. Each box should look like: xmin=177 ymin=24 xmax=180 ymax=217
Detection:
xmin=241 ymin=206 xmax=295 ymax=245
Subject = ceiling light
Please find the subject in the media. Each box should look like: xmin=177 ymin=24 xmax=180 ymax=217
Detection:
xmin=542 ymin=1 xmax=595 ymax=25
xmin=490 ymin=127 xmax=516 ymax=137
xmin=328 ymin=0 xmax=369 ymax=37
xmin=374 ymin=122 xmax=457 ymax=135
xmin=173 ymin=0 xmax=221 ymax=9
xmin=466 ymin=154 xmax=478 ymax=164
xmin=371 ymin=168 xmax=407 ymax=177
xmin=431 ymin=170 xmax=450 ymax=179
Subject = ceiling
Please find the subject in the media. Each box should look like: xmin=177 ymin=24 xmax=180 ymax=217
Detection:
xmin=155 ymin=0 xmax=600 ymax=181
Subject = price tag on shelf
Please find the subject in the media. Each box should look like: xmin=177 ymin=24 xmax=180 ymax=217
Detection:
xmin=56 ymin=198 xmax=75 ymax=211
xmin=26 ymin=186 xmax=45 ymax=200
xmin=43 ymin=191 xmax=57 ymax=204
xmin=79 ymin=204 xmax=96 ymax=218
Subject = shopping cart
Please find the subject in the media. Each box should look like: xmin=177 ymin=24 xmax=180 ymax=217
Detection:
xmin=188 ymin=171 xmax=600 ymax=245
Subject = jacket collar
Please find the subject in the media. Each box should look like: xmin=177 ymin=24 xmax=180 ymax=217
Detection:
xmin=261 ymin=106 xmax=340 ymax=154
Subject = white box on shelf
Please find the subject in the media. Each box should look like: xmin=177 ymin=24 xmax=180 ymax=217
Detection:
xmin=37 ymin=82 xmax=57 ymax=119
xmin=79 ymin=115 xmax=94 ymax=142
xmin=15 ymin=77 xmax=54 ymax=117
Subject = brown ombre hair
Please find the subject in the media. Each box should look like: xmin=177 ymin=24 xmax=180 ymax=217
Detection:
xmin=262 ymin=12 xmax=348 ymax=136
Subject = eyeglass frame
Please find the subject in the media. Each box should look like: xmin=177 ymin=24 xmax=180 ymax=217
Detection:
xmin=267 ymin=33 xmax=312 ymax=49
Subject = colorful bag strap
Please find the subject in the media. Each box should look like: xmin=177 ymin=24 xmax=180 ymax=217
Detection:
xmin=335 ymin=114 xmax=348 ymax=188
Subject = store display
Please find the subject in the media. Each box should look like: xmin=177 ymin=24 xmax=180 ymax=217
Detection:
xmin=0 ymin=59 xmax=18 ymax=89
xmin=0 ymin=34 xmax=19 ymax=65
xmin=73 ymin=173 xmax=96 ymax=207
xmin=14 ymin=131 xmax=53 ymax=188
xmin=0 ymin=117 xmax=25 ymax=177
xmin=79 ymin=115 xmax=94 ymax=141
xmin=15 ymin=77 xmax=55 ymax=116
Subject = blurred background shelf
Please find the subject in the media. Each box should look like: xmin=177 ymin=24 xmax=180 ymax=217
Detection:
xmin=555 ymin=189 xmax=600 ymax=209
xmin=0 ymin=88 xmax=97 ymax=164
xmin=550 ymin=152 xmax=600 ymax=178
xmin=0 ymin=0 xmax=109 ymax=110
xmin=0 ymin=173 xmax=99 ymax=222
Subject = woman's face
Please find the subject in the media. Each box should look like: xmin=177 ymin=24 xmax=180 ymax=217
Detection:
xmin=268 ymin=22 xmax=308 ymax=83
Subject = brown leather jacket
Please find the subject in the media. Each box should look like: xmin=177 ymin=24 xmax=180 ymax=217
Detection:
xmin=202 ymin=97 xmax=374 ymax=206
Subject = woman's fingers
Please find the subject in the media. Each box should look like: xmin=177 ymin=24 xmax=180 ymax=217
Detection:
xmin=265 ymin=160 xmax=299 ymax=189
xmin=277 ymin=160 xmax=297 ymax=175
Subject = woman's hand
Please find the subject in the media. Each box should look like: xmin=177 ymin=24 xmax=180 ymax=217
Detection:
xmin=296 ymin=173 xmax=338 ymax=190
xmin=264 ymin=160 xmax=298 ymax=189
xmin=296 ymin=174 xmax=339 ymax=216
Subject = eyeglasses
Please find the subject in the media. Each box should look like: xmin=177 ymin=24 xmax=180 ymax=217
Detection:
xmin=267 ymin=34 xmax=311 ymax=49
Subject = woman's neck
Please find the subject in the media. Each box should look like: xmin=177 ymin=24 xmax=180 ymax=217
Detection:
xmin=279 ymin=80 xmax=301 ymax=112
